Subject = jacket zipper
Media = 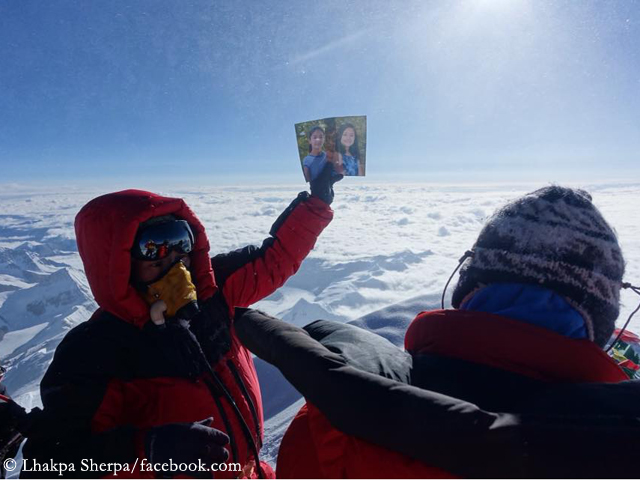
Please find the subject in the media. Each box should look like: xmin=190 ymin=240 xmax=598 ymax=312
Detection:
xmin=185 ymin=304 xmax=264 ymax=478
xmin=198 ymin=356 xmax=264 ymax=479
xmin=226 ymin=359 xmax=262 ymax=448
xmin=206 ymin=382 xmax=240 ymax=466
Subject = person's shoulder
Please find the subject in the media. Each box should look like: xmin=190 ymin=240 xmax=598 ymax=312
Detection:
xmin=55 ymin=311 xmax=139 ymax=360
xmin=303 ymin=155 xmax=315 ymax=166
xmin=69 ymin=310 xmax=137 ymax=337
xmin=43 ymin=311 xmax=141 ymax=386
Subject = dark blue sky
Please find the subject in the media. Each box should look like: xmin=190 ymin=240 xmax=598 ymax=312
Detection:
xmin=1 ymin=0 xmax=639 ymax=185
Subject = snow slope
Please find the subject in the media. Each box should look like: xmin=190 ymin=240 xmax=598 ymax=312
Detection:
xmin=0 ymin=242 xmax=97 ymax=408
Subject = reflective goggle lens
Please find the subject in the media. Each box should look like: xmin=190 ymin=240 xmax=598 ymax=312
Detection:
xmin=133 ymin=220 xmax=194 ymax=261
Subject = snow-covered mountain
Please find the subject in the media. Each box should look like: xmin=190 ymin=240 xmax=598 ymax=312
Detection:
xmin=1 ymin=265 xmax=93 ymax=330
xmin=0 ymin=242 xmax=97 ymax=409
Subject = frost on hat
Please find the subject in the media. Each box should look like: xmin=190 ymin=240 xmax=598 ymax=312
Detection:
xmin=451 ymin=186 xmax=625 ymax=347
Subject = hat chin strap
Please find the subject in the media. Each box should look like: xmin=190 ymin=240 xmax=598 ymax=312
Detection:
xmin=562 ymin=297 xmax=596 ymax=342
xmin=441 ymin=250 xmax=475 ymax=310
xmin=606 ymin=283 xmax=640 ymax=353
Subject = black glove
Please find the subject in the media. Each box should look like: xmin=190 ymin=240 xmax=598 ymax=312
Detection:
xmin=145 ymin=418 xmax=230 ymax=470
xmin=310 ymin=163 xmax=343 ymax=205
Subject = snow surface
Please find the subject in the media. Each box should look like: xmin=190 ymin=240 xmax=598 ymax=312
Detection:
xmin=0 ymin=323 xmax=47 ymax=359
xmin=0 ymin=182 xmax=639 ymax=464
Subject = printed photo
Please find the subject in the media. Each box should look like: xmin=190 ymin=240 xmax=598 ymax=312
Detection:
xmin=295 ymin=115 xmax=367 ymax=182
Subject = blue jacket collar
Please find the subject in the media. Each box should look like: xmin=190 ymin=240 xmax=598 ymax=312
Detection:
xmin=460 ymin=283 xmax=588 ymax=339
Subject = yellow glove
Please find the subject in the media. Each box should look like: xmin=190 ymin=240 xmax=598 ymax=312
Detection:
xmin=143 ymin=261 xmax=198 ymax=320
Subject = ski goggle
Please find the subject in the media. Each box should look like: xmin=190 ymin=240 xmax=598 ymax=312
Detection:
xmin=132 ymin=219 xmax=195 ymax=261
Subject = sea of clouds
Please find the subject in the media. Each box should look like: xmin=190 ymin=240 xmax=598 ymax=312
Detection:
xmin=1 ymin=182 xmax=639 ymax=465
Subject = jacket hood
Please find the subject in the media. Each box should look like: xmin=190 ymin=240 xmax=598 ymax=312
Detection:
xmin=75 ymin=189 xmax=217 ymax=327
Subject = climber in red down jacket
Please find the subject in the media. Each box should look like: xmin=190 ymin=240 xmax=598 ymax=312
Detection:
xmin=236 ymin=186 xmax=640 ymax=478
xmin=21 ymin=166 xmax=339 ymax=479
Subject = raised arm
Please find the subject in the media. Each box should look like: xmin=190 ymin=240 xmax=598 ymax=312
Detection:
xmin=211 ymin=192 xmax=332 ymax=310
xmin=212 ymin=165 xmax=340 ymax=310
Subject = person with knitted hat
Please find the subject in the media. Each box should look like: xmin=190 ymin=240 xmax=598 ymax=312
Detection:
xmin=451 ymin=185 xmax=625 ymax=347
xmin=233 ymin=186 xmax=638 ymax=478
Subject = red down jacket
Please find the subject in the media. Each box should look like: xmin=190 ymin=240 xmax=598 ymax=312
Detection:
xmin=22 ymin=189 xmax=332 ymax=479
xmin=276 ymin=310 xmax=628 ymax=478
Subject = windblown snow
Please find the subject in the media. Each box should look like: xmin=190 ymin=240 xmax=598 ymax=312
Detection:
xmin=1 ymin=183 xmax=639 ymax=465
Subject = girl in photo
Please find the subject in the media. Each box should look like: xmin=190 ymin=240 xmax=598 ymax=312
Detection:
xmin=303 ymin=126 xmax=328 ymax=182
xmin=335 ymin=123 xmax=363 ymax=176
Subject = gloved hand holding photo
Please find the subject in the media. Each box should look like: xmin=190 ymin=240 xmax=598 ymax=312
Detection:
xmin=310 ymin=163 xmax=343 ymax=206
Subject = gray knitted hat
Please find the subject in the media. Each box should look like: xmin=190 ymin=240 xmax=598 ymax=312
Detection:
xmin=451 ymin=186 xmax=625 ymax=347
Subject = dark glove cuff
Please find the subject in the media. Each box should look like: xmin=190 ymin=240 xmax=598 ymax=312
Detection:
xmin=269 ymin=192 xmax=310 ymax=236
